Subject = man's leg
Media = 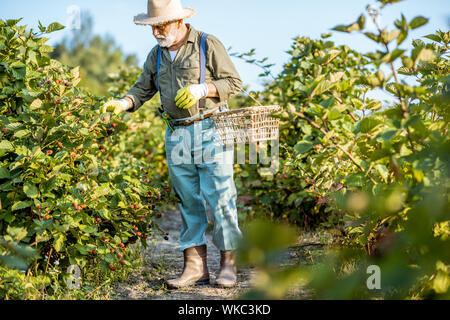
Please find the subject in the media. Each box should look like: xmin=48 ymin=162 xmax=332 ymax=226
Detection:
xmin=196 ymin=118 xmax=243 ymax=251
xmin=196 ymin=118 xmax=242 ymax=288
xmin=164 ymin=126 xmax=210 ymax=289
xmin=164 ymin=126 xmax=209 ymax=252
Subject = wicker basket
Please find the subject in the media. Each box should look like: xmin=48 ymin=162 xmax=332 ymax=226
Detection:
xmin=211 ymin=105 xmax=281 ymax=145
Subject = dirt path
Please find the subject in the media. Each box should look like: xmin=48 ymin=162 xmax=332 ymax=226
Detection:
xmin=113 ymin=206 xmax=327 ymax=300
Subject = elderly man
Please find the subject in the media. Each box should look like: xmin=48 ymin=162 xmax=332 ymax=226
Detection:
xmin=101 ymin=0 xmax=243 ymax=289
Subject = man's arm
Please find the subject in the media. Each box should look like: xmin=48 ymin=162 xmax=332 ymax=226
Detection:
xmin=122 ymin=48 xmax=158 ymax=112
xmin=206 ymin=35 xmax=242 ymax=102
xmin=206 ymin=83 xmax=219 ymax=98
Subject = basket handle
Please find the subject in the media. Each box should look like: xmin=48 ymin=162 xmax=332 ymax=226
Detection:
xmin=241 ymin=88 xmax=263 ymax=107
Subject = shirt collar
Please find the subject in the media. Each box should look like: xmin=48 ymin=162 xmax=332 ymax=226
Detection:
xmin=185 ymin=23 xmax=198 ymax=44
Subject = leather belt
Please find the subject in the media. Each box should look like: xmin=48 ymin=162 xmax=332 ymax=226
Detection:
xmin=171 ymin=107 xmax=220 ymax=127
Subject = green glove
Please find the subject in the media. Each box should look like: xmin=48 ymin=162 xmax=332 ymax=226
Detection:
xmin=100 ymin=100 xmax=128 ymax=115
xmin=175 ymin=83 xmax=208 ymax=109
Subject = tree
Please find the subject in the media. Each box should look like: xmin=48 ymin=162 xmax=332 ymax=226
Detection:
xmin=50 ymin=11 xmax=138 ymax=96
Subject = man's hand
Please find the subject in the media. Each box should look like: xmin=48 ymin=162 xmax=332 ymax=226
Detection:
xmin=100 ymin=99 xmax=129 ymax=115
xmin=175 ymin=83 xmax=209 ymax=109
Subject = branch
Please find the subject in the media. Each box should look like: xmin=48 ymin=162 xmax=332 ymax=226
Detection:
xmin=294 ymin=110 xmax=377 ymax=184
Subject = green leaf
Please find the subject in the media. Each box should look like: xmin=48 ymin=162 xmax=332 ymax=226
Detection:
xmin=328 ymin=108 xmax=343 ymax=120
xmin=6 ymin=226 xmax=28 ymax=241
xmin=30 ymin=98 xmax=43 ymax=110
xmin=11 ymin=200 xmax=33 ymax=211
xmin=0 ymin=255 xmax=29 ymax=271
xmin=294 ymin=141 xmax=314 ymax=154
xmin=332 ymin=25 xmax=350 ymax=33
xmin=409 ymin=16 xmax=429 ymax=29
xmin=364 ymin=32 xmax=380 ymax=43
xmin=375 ymin=164 xmax=389 ymax=182
xmin=14 ymin=130 xmax=30 ymax=138
xmin=357 ymin=117 xmax=383 ymax=133
xmin=23 ymin=183 xmax=39 ymax=198
xmin=415 ymin=48 xmax=435 ymax=63
xmin=0 ymin=168 xmax=10 ymax=179
xmin=389 ymin=49 xmax=405 ymax=62
xmin=53 ymin=234 xmax=65 ymax=252
xmin=424 ymin=34 xmax=441 ymax=42
xmin=397 ymin=30 xmax=408 ymax=45
xmin=46 ymin=22 xmax=65 ymax=34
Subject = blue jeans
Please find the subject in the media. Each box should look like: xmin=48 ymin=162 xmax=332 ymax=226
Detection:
xmin=164 ymin=117 xmax=243 ymax=252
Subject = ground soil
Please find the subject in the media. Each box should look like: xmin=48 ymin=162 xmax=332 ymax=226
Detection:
xmin=112 ymin=205 xmax=329 ymax=300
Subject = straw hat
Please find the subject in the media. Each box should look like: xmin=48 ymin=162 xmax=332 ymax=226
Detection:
xmin=134 ymin=0 xmax=196 ymax=26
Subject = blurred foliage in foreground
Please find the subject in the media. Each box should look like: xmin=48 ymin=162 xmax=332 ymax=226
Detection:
xmin=235 ymin=0 xmax=449 ymax=300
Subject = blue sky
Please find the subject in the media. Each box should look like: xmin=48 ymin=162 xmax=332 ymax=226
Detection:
xmin=1 ymin=0 xmax=449 ymax=93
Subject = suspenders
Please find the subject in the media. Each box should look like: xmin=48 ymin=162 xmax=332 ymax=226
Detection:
xmin=157 ymin=32 xmax=208 ymax=112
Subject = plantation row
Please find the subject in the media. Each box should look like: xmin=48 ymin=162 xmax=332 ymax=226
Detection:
xmin=0 ymin=19 xmax=172 ymax=298
xmin=234 ymin=2 xmax=449 ymax=299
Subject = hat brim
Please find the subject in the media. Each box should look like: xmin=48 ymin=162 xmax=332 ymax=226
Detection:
xmin=134 ymin=8 xmax=196 ymax=26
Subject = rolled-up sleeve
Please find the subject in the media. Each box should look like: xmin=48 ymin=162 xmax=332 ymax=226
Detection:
xmin=123 ymin=48 xmax=158 ymax=112
xmin=206 ymin=35 xmax=242 ymax=103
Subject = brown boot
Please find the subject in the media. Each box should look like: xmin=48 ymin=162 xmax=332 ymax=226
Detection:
xmin=165 ymin=245 xmax=210 ymax=289
xmin=215 ymin=250 xmax=237 ymax=288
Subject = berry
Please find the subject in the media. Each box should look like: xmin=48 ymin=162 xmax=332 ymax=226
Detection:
xmin=120 ymin=260 xmax=126 ymax=266
xmin=96 ymin=218 xmax=101 ymax=223
xmin=156 ymin=213 xmax=162 ymax=219
xmin=47 ymin=150 xmax=53 ymax=155
xmin=143 ymin=235 xmax=148 ymax=240
xmin=37 ymin=204 xmax=41 ymax=210
xmin=139 ymin=218 xmax=144 ymax=222
xmin=57 ymin=141 xmax=63 ymax=147
xmin=105 ymin=240 xmax=110 ymax=244
xmin=45 ymin=215 xmax=50 ymax=220
xmin=119 ymin=243 xmax=125 ymax=248
xmin=117 ymin=253 xmax=123 ymax=259
xmin=137 ymin=232 xmax=141 ymax=236
xmin=2 ymin=128 xmax=6 ymax=133
xmin=110 ymin=248 xmax=115 ymax=253
xmin=305 ymin=179 xmax=309 ymax=183
xmin=134 ymin=226 xmax=138 ymax=231
xmin=122 ymin=248 xmax=127 ymax=252
xmin=92 ymin=249 xmax=97 ymax=254
xmin=55 ymin=80 xmax=61 ymax=84
xmin=164 ymin=236 xmax=169 ymax=241
xmin=109 ymin=265 xmax=116 ymax=271
xmin=102 ymin=235 xmax=107 ymax=240
xmin=112 ymin=123 xmax=117 ymax=128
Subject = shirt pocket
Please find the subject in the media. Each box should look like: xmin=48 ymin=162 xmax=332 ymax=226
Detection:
xmin=176 ymin=58 xmax=200 ymax=84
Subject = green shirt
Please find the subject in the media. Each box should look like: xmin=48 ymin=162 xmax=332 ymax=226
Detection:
xmin=124 ymin=24 xmax=242 ymax=119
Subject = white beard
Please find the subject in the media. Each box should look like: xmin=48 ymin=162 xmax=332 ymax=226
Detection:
xmin=156 ymin=25 xmax=178 ymax=48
